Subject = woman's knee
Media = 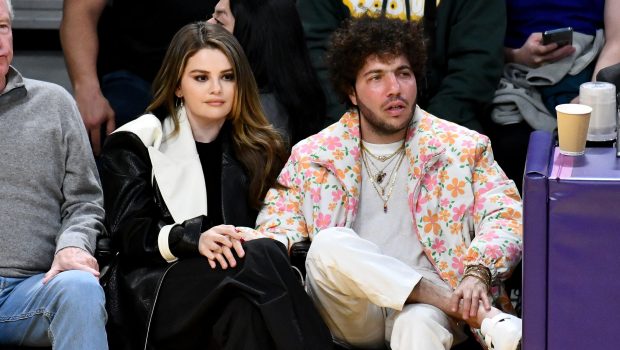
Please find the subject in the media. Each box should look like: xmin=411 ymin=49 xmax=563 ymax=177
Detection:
xmin=244 ymin=238 xmax=287 ymax=258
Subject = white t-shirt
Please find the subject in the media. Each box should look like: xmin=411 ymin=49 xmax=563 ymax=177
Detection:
xmin=352 ymin=140 xmax=450 ymax=290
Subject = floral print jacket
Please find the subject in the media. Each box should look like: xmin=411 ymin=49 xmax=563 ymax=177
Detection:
xmin=256 ymin=107 xmax=522 ymax=290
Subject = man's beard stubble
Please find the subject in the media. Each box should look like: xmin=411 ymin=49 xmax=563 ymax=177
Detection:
xmin=357 ymin=97 xmax=415 ymax=137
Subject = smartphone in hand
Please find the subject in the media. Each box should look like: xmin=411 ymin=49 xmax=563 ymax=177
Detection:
xmin=542 ymin=27 xmax=573 ymax=47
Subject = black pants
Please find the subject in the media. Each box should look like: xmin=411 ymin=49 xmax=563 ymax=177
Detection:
xmin=151 ymin=238 xmax=333 ymax=350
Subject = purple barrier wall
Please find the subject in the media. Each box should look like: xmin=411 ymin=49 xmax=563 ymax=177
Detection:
xmin=523 ymin=130 xmax=554 ymax=350
xmin=524 ymin=134 xmax=620 ymax=350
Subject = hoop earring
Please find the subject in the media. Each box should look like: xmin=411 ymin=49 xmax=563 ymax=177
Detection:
xmin=175 ymin=97 xmax=184 ymax=109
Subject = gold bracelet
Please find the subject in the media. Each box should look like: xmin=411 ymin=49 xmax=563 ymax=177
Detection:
xmin=464 ymin=265 xmax=491 ymax=283
xmin=465 ymin=264 xmax=491 ymax=276
xmin=463 ymin=271 xmax=489 ymax=286
xmin=463 ymin=265 xmax=492 ymax=290
xmin=464 ymin=268 xmax=490 ymax=282
xmin=462 ymin=272 xmax=490 ymax=291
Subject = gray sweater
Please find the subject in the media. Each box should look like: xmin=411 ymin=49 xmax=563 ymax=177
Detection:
xmin=0 ymin=67 xmax=105 ymax=277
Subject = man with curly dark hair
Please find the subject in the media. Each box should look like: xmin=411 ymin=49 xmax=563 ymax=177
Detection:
xmin=326 ymin=15 xmax=428 ymax=109
xmin=257 ymin=15 xmax=523 ymax=350
xmin=299 ymin=0 xmax=506 ymax=134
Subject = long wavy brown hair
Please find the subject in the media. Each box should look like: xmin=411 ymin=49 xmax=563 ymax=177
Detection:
xmin=148 ymin=21 xmax=287 ymax=209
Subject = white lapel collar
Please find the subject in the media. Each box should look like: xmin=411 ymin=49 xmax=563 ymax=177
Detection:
xmin=114 ymin=113 xmax=163 ymax=149
xmin=148 ymin=107 xmax=208 ymax=222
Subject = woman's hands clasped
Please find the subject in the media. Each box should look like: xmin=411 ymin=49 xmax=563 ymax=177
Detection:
xmin=198 ymin=225 xmax=246 ymax=269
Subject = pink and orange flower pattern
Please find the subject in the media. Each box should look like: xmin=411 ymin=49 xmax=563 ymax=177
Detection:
xmin=257 ymin=108 xmax=522 ymax=292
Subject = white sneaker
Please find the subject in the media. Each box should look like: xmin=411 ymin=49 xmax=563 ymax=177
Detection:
xmin=480 ymin=313 xmax=522 ymax=350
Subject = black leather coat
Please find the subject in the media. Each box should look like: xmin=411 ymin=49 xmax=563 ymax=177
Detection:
xmin=100 ymin=125 xmax=257 ymax=349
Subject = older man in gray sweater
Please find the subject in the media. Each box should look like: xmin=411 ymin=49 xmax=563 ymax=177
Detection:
xmin=0 ymin=0 xmax=107 ymax=348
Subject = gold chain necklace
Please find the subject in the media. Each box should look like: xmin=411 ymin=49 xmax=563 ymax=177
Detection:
xmin=361 ymin=149 xmax=406 ymax=213
xmin=363 ymin=149 xmax=402 ymax=184
xmin=361 ymin=142 xmax=405 ymax=162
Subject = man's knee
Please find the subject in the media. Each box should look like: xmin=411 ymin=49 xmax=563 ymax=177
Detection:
xmin=390 ymin=304 xmax=454 ymax=349
xmin=392 ymin=303 xmax=452 ymax=337
xmin=48 ymin=270 xmax=105 ymax=310
xmin=307 ymin=227 xmax=353 ymax=262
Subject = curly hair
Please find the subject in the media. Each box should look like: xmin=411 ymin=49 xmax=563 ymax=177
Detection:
xmin=326 ymin=15 xmax=427 ymax=106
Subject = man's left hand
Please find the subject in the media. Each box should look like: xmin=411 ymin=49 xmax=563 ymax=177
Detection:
xmin=42 ymin=247 xmax=100 ymax=284
xmin=450 ymin=276 xmax=491 ymax=321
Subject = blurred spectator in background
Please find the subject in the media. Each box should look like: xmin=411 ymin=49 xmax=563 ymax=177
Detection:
xmin=488 ymin=0 xmax=620 ymax=189
xmin=61 ymin=0 xmax=217 ymax=155
xmin=209 ymin=0 xmax=326 ymax=145
xmin=298 ymin=0 xmax=506 ymax=133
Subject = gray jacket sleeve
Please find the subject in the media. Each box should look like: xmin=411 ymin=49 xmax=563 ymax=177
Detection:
xmin=55 ymin=95 xmax=105 ymax=255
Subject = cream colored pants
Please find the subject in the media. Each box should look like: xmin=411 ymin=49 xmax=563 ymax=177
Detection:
xmin=305 ymin=227 xmax=465 ymax=349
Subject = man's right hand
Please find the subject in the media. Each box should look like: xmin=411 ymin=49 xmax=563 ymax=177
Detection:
xmin=75 ymin=87 xmax=116 ymax=155
xmin=43 ymin=247 xmax=100 ymax=284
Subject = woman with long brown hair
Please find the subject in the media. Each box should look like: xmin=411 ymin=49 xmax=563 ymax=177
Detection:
xmin=100 ymin=22 xmax=332 ymax=350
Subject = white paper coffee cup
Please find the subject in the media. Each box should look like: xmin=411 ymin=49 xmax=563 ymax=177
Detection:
xmin=556 ymin=104 xmax=592 ymax=156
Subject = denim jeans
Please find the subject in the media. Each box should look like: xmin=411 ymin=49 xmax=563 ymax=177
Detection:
xmin=0 ymin=271 xmax=108 ymax=349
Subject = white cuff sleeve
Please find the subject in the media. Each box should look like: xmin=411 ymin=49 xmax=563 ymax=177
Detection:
xmin=158 ymin=224 xmax=179 ymax=263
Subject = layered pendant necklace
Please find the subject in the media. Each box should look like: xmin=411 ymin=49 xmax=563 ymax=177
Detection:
xmin=363 ymin=142 xmax=404 ymax=162
xmin=361 ymin=146 xmax=406 ymax=213
xmin=361 ymin=142 xmax=404 ymax=185
xmin=364 ymin=151 xmax=399 ymax=186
